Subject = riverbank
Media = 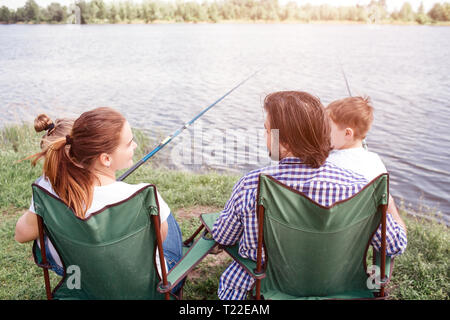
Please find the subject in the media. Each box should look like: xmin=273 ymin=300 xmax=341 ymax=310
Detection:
xmin=0 ymin=124 xmax=448 ymax=299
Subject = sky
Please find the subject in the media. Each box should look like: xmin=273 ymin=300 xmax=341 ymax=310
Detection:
xmin=0 ymin=0 xmax=437 ymax=12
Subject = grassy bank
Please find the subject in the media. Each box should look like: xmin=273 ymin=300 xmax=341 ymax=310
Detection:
xmin=0 ymin=124 xmax=448 ymax=300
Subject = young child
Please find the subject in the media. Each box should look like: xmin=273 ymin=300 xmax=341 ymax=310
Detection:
xmin=326 ymin=96 xmax=407 ymax=233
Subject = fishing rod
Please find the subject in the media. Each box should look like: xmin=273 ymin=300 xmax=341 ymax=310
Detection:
xmin=338 ymin=57 xmax=352 ymax=97
xmin=338 ymin=58 xmax=368 ymax=149
xmin=117 ymin=68 xmax=263 ymax=181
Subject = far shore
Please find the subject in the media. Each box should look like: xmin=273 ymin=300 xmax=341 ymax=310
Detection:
xmin=2 ymin=19 xmax=450 ymax=26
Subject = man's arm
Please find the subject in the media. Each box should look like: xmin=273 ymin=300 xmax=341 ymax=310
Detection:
xmin=388 ymin=194 xmax=407 ymax=234
xmin=212 ymin=210 xmax=243 ymax=246
xmin=371 ymin=210 xmax=408 ymax=257
xmin=211 ymin=176 xmax=247 ymax=246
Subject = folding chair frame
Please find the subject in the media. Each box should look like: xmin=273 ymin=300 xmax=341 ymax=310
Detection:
xmin=252 ymin=174 xmax=393 ymax=300
xmin=35 ymin=212 xmax=176 ymax=300
xmin=35 ymin=215 xmax=219 ymax=300
xmin=200 ymin=173 xmax=395 ymax=300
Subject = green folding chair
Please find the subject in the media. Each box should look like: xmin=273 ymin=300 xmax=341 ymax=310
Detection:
xmin=201 ymin=173 xmax=394 ymax=300
xmin=32 ymin=183 xmax=218 ymax=300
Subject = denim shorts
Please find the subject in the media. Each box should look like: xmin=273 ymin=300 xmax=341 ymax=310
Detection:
xmin=162 ymin=213 xmax=184 ymax=293
xmin=43 ymin=236 xmax=64 ymax=276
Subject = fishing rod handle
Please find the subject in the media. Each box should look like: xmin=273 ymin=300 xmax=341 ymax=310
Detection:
xmin=117 ymin=159 xmax=145 ymax=181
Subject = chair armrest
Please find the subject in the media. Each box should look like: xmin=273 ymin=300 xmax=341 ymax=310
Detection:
xmin=223 ymin=243 xmax=265 ymax=280
xmin=200 ymin=212 xmax=221 ymax=233
xmin=158 ymin=235 xmax=217 ymax=293
xmin=158 ymin=212 xmax=222 ymax=293
xmin=200 ymin=212 xmax=265 ymax=280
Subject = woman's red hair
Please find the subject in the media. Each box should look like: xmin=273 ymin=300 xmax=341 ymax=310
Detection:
xmin=31 ymin=107 xmax=126 ymax=218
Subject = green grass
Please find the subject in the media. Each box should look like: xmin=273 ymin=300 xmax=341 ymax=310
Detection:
xmin=387 ymin=214 xmax=449 ymax=299
xmin=0 ymin=124 xmax=448 ymax=300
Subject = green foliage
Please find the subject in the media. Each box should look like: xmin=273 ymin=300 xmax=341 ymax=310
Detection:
xmin=45 ymin=3 xmax=67 ymax=23
xmin=0 ymin=6 xmax=12 ymax=23
xmin=399 ymin=2 xmax=415 ymax=21
xmin=0 ymin=124 xmax=43 ymax=209
xmin=24 ymin=0 xmax=40 ymax=23
xmin=94 ymin=0 xmax=107 ymax=20
xmin=1 ymin=0 xmax=449 ymax=24
xmin=388 ymin=214 xmax=449 ymax=299
xmin=428 ymin=2 xmax=450 ymax=21
xmin=415 ymin=2 xmax=430 ymax=24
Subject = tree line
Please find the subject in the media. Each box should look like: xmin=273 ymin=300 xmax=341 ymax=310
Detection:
xmin=1 ymin=0 xmax=449 ymax=25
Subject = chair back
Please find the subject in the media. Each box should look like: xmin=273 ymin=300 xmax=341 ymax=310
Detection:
xmin=32 ymin=183 xmax=167 ymax=300
xmin=257 ymin=174 xmax=389 ymax=298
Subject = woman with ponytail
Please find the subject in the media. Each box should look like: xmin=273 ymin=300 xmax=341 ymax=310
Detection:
xmin=15 ymin=107 xmax=183 ymax=278
xmin=16 ymin=114 xmax=75 ymax=275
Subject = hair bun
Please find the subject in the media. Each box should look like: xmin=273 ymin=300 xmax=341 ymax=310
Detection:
xmin=34 ymin=114 xmax=54 ymax=133
xmin=65 ymin=135 xmax=73 ymax=145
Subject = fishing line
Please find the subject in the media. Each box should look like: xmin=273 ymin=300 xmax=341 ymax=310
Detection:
xmin=338 ymin=57 xmax=368 ymax=149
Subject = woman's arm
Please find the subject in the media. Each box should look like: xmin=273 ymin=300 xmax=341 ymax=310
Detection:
xmin=15 ymin=210 xmax=39 ymax=243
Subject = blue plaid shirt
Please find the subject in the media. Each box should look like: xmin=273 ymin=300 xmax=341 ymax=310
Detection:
xmin=212 ymin=157 xmax=407 ymax=300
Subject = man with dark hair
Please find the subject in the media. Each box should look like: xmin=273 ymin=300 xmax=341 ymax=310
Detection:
xmin=212 ymin=91 xmax=407 ymax=300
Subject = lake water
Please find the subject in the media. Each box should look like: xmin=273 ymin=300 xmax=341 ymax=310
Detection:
xmin=0 ymin=24 xmax=449 ymax=223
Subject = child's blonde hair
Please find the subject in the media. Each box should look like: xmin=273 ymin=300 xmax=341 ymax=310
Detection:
xmin=326 ymin=96 xmax=374 ymax=140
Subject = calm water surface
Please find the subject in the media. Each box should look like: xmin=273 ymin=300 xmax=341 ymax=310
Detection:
xmin=1 ymin=24 xmax=449 ymax=222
